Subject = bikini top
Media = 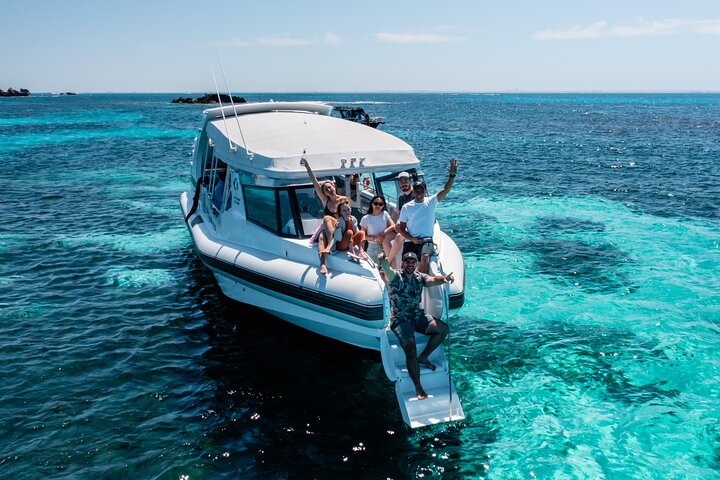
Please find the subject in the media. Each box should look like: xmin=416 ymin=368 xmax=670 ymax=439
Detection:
xmin=324 ymin=199 xmax=335 ymax=216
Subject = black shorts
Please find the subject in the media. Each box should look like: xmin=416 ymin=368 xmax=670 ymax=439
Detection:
xmin=402 ymin=241 xmax=423 ymax=258
xmin=391 ymin=312 xmax=433 ymax=342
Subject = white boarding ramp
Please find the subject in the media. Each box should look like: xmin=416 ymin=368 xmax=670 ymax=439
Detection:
xmin=381 ymin=329 xmax=465 ymax=428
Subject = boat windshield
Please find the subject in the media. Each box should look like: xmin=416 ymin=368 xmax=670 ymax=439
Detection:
xmin=375 ymin=170 xmax=421 ymax=216
xmin=242 ymin=172 xmax=420 ymax=239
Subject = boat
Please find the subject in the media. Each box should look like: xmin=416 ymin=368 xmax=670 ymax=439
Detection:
xmin=180 ymin=101 xmax=465 ymax=427
xmin=331 ymin=105 xmax=385 ymax=128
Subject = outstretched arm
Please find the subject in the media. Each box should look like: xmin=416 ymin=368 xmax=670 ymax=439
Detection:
xmin=425 ymin=272 xmax=455 ymax=287
xmin=302 ymin=155 xmax=327 ymax=203
xmin=377 ymin=252 xmax=396 ymax=283
xmin=397 ymin=221 xmax=422 ymax=245
xmin=436 ymin=157 xmax=459 ymax=203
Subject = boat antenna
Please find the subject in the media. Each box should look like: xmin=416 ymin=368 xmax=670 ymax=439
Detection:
xmin=216 ymin=52 xmax=249 ymax=156
xmin=211 ymin=66 xmax=234 ymax=152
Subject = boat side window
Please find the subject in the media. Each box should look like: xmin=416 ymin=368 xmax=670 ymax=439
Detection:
xmin=278 ymin=189 xmax=297 ymax=236
xmin=293 ymin=186 xmax=324 ymax=237
xmin=243 ymin=186 xmax=299 ymax=238
xmin=195 ymin=138 xmax=212 ymax=180
xmin=243 ymin=186 xmax=277 ymax=232
xmin=207 ymin=158 xmax=228 ymax=214
xmin=356 ymin=172 xmax=375 ymax=209
xmin=201 ymin=143 xmax=215 ymax=184
xmin=374 ymin=171 xmax=399 ymax=210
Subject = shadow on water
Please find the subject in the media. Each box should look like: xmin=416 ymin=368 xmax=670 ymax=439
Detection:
xmin=443 ymin=212 xmax=501 ymax=255
xmin=515 ymin=238 xmax=635 ymax=293
xmin=180 ymin=250 xmax=475 ymax=478
xmin=446 ymin=212 xmax=637 ymax=294
xmin=524 ymin=216 xmax=635 ymax=293
xmin=535 ymin=216 xmax=606 ymax=234
xmin=454 ymin=318 xmax=679 ymax=406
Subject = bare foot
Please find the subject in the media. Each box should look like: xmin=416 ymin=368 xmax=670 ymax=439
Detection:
xmin=320 ymin=265 xmax=328 ymax=275
xmin=416 ymin=387 xmax=428 ymax=400
xmin=418 ymin=356 xmax=437 ymax=371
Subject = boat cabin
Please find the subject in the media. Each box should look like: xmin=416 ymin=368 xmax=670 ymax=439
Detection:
xmin=190 ymin=102 xmax=421 ymax=239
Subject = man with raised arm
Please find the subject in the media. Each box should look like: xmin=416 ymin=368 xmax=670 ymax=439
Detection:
xmin=377 ymin=250 xmax=454 ymax=400
xmin=396 ymin=158 xmax=459 ymax=273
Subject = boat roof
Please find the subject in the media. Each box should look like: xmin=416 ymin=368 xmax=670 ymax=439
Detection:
xmin=203 ymin=102 xmax=419 ymax=179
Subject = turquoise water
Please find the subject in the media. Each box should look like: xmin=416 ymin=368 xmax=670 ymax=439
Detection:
xmin=1 ymin=93 xmax=718 ymax=478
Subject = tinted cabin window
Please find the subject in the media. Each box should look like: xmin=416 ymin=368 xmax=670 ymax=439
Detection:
xmin=243 ymin=186 xmax=299 ymax=237
xmin=278 ymin=189 xmax=296 ymax=236
xmin=243 ymin=186 xmax=277 ymax=232
xmin=376 ymin=170 xmax=419 ymax=216
xmin=208 ymin=158 xmax=228 ymax=214
xmin=294 ymin=186 xmax=324 ymax=236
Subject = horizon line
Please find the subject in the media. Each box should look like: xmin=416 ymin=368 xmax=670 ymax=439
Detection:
xmin=15 ymin=89 xmax=720 ymax=95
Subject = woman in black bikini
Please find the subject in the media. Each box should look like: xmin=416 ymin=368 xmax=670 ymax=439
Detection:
xmin=303 ymin=158 xmax=347 ymax=275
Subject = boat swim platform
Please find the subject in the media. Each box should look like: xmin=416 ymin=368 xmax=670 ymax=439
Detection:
xmin=381 ymin=330 xmax=465 ymax=428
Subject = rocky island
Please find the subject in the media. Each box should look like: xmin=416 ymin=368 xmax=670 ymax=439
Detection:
xmin=0 ymin=88 xmax=30 ymax=97
xmin=171 ymin=93 xmax=246 ymax=104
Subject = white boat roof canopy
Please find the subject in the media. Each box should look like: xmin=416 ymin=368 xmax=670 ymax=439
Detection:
xmin=203 ymin=102 xmax=420 ymax=179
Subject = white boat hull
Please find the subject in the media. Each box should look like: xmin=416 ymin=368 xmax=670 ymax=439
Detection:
xmin=213 ymin=270 xmax=385 ymax=350
xmin=182 ymin=192 xmax=388 ymax=350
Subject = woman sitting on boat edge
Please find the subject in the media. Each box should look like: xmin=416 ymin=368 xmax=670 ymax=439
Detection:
xmin=360 ymin=194 xmax=396 ymax=263
xmin=303 ymin=156 xmax=344 ymax=241
xmin=312 ymin=198 xmax=367 ymax=275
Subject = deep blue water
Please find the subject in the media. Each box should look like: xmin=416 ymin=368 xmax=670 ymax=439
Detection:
xmin=1 ymin=93 xmax=719 ymax=479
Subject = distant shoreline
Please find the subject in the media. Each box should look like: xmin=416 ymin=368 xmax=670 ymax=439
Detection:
xmin=0 ymin=88 xmax=30 ymax=97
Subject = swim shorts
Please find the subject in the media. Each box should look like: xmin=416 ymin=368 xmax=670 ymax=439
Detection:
xmin=391 ymin=312 xmax=433 ymax=342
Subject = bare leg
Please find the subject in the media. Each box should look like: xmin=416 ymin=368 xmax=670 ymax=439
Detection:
xmin=382 ymin=232 xmax=396 ymax=257
xmin=417 ymin=318 xmax=448 ymax=370
xmin=337 ymin=230 xmax=353 ymax=251
xmin=352 ymin=231 xmax=367 ymax=258
xmin=387 ymin=236 xmax=404 ymax=268
xmin=317 ymin=233 xmax=329 ymax=275
xmin=418 ymin=253 xmax=430 ymax=274
xmin=401 ymin=338 xmax=427 ymax=400
xmin=321 ymin=215 xmax=336 ymax=253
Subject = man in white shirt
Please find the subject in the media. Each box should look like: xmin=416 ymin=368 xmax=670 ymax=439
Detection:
xmin=396 ymin=158 xmax=458 ymax=273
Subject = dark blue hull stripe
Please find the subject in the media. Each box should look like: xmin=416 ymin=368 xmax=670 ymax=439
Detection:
xmin=197 ymin=251 xmax=464 ymax=321
xmin=198 ymin=251 xmax=384 ymax=321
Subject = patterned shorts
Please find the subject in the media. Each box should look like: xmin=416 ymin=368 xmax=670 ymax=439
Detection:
xmin=391 ymin=312 xmax=433 ymax=342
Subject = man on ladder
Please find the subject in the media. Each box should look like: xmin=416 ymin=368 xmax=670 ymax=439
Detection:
xmin=377 ymin=251 xmax=455 ymax=400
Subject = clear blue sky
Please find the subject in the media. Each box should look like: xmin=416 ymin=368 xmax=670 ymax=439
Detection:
xmin=3 ymin=0 xmax=720 ymax=93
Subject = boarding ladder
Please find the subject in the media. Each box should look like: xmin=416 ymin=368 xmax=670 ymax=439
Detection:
xmin=373 ymin=253 xmax=465 ymax=428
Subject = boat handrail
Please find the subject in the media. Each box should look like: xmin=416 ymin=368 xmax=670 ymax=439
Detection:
xmin=203 ymin=101 xmax=334 ymax=123
xmin=432 ymin=249 xmax=457 ymax=422
xmin=368 ymin=259 xmax=391 ymax=330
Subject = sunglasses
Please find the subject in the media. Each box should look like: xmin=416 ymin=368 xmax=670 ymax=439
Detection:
xmin=372 ymin=201 xmax=385 ymax=206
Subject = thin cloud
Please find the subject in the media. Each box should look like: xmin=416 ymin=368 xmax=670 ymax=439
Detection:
xmin=534 ymin=18 xmax=720 ymax=40
xmin=375 ymin=32 xmax=457 ymax=44
xmin=534 ymin=21 xmax=607 ymax=40
xmin=219 ymin=32 xmax=340 ymax=47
